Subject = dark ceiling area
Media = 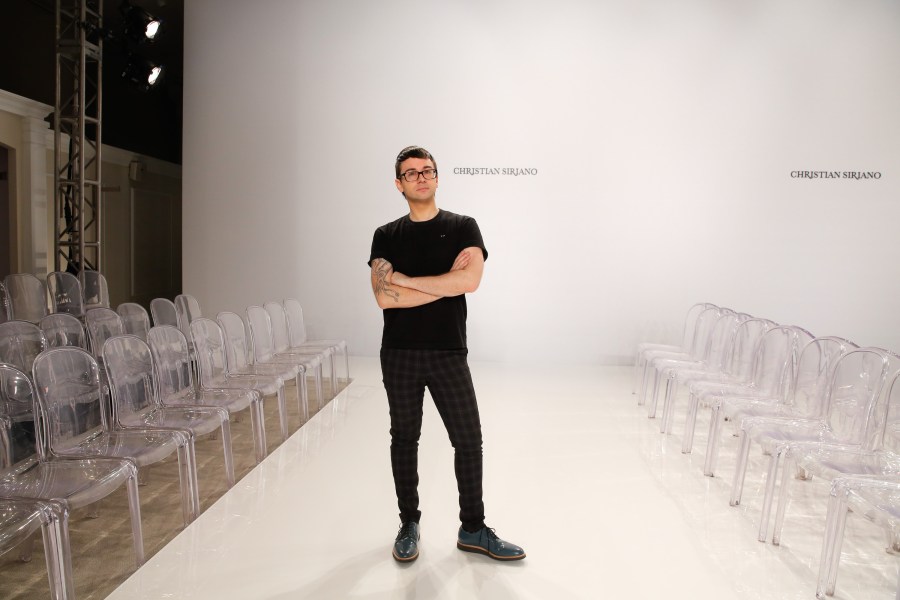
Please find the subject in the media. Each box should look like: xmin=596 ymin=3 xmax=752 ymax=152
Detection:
xmin=0 ymin=0 xmax=183 ymax=164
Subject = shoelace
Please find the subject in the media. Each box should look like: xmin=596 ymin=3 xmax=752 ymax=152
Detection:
xmin=396 ymin=522 xmax=414 ymax=541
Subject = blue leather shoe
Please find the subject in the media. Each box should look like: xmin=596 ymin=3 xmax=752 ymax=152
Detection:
xmin=457 ymin=526 xmax=525 ymax=561
xmin=393 ymin=522 xmax=420 ymax=562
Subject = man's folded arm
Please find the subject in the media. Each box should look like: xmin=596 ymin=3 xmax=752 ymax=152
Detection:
xmin=370 ymin=258 xmax=441 ymax=309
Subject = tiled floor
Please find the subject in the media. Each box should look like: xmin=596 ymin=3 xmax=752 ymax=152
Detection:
xmin=105 ymin=359 xmax=897 ymax=599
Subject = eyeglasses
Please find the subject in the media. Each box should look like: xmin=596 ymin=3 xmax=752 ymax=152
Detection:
xmin=399 ymin=168 xmax=438 ymax=182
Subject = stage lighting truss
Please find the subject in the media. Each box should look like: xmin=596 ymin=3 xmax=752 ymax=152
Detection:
xmin=54 ymin=0 xmax=104 ymax=275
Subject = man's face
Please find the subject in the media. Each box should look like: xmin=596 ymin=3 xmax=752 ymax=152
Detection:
xmin=395 ymin=157 xmax=438 ymax=202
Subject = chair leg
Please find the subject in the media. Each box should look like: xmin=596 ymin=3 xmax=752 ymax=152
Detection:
xmin=297 ymin=371 xmax=309 ymax=424
xmin=647 ymin=369 xmax=664 ymax=419
xmin=703 ymin=402 xmax=724 ymax=476
xmin=638 ymin=363 xmax=651 ymax=406
xmin=772 ymin=453 xmax=796 ymax=546
xmin=250 ymin=398 xmax=268 ymax=463
xmin=682 ymin=392 xmax=699 ymax=454
xmin=758 ymin=450 xmax=782 ymax=542
xmin=41 ymin=505 xmax=75 ymax=600
xmin=730 ymin=429 xmax=752 ymax=506
xmin=219 ymin=414 xmax=235 ymax=488
xmin=176 ymin=441 xmax=199 ymax=526
xmin=660 ymin=378 xmax=679 ymax=434
xmin=125 ymin=473 xmax=146 ymax=567
xmin=817 ymin=484 xmax=847 ymax=599
xmin=276 ymin=386 xmax=289 ymax=443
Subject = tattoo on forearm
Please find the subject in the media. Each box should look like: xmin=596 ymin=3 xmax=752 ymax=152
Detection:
xmin=372 ymin=259 xmax=400 ymax=302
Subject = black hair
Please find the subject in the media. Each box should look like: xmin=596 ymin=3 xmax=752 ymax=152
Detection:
xmin=394 ymin=146 xmax=437 ymax=178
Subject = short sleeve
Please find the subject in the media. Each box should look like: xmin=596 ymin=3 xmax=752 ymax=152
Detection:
xmin=460 ymin=217 xmax=488 ymax=261
xmin=368 ymin=226 xmax=389 ymax=267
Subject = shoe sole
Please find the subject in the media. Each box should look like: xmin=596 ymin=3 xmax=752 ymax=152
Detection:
xmin=456 ymin=541 xmax=526 ymax=561
xmin=392 ymin=549 xmax=419 ymax=562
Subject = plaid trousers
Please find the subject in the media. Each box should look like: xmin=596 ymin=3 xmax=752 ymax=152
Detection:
xmin=380 ymin=348 xmax=485 ymax=531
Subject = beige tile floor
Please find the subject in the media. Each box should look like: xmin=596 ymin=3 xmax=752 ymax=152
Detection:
xmin=3 ymin=359 xmax=897 ymax=599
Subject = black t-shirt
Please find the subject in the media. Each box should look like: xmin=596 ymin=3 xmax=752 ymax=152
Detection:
xmin=369 ymin=209 xmax=488 ymax=350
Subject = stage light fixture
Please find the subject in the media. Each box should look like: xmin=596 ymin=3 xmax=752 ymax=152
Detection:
xmin=121 ymin=1 xmax=162 ymax=43
xmin=121 ymin=55 xmax=164 ymax=92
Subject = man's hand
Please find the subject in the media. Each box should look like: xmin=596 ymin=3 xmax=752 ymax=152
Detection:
xmin=450 ymin=248 xmax=471 ymax=271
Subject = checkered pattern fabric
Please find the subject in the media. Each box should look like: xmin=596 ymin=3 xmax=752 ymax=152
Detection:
xmin=380 ymin=348 xmax=485 ymax=531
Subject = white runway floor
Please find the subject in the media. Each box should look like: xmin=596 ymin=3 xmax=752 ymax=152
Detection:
xmin=107 ymin=359 xmax=897 ymax=599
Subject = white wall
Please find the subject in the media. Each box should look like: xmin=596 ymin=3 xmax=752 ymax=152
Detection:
xmin=183 ymin=0 xmax=900 ymax=365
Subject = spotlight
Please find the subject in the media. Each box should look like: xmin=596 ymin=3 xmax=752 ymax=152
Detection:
xmin=121 ymin=55 xmax=163 ymax=92
xmin=121 ymin=1 xmax=162 ymax=43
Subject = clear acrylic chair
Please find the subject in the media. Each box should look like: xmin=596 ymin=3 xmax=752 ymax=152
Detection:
xmin=680 ymin=324 xmax=810 ymax=475
xmin=282 ymin=298 xmax=351 ymax=386
xmin=0 ymin=497 xmax=74 ymax=600
xmin=147 ymin=325 xmax=268 ymax=464
xmin=740 ymin=347 xmax=892 ymax=543
xmin=267 ymin=301 xmax=335 ymax=398
xmin=817 ymin=476 xmax=900 ymax=599
xmin=638 ymin=305 xmax=725 ymax=407
xmin=32 ymin=346 xmax=199 ymax=526
xmin=0 ymin=364 xmax=145 ymax=568
xmin=633 ymin=302 xmax=715 ymax=394
xmin=190 ymin=318 xmax=289 ymax=444
xmin=150 ymin=297 xmax=178 ymax=327
xmin=246 ymin=305 xmax=324 ymax=411
xmin=39 ymin=313 xmax=88 ymax=349
xmin=771 ymin=356 xmax=900 ymax=546
xmin=217 ymin=311 xmax=309 ymax=424
xmin=3 ymin=273 xmax=49 ymax=324
xmin=46 ymin=272 xmax=85 ymax=320
xmin=117 ymin=302 xmax=151 ymax=341
xmin=727 ymin=336 xmax=857 ymax=507
xmin=103 ymin=335 xmax=235 ymax=490
xmin=78 ymin=270 xmax=110 ymax=310
xmin=0 ymin=281 xmax=9 ymax=323
xmin=0 ymin=320 xmax=47 ymax=467
xmin=645 ymin=310 xmax=751 ymax=419
xmin=175 ymin=294 xmax=203 ymax=345
xmin=655 ymin=313 xmax=768 ymax=430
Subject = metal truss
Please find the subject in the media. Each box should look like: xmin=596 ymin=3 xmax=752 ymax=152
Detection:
xmin=54 ymin=0 xmax=102 ymax=275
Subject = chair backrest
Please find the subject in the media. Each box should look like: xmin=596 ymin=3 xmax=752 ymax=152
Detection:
xmin=31 ymin=347 xmax=106 ymax=455
xmin=149 ymin=297 xmax=178 ymax=327
xmin=175 ymin=294 xmax=202 ymax=343
xmin=79 ymin=270 xmax=110 ymax=310
xmin=699 ymin=311 xmax=745 ymax=372
xmin=687 ymin=305 xmax=724 ymax=360
xmin=3 ymin=274 xmax=48 ymax=324
xmin=264 ymin=301 xmax=293 ymax=353
xmin=722 ymin=317 xmax=776 ymax=381
xmin=0 ymin=321 xmax=48 ymax=373
xmin=246 ymin=305 xmax=278 ymax=364
xmin=0 ymin=282 xmax=9 ymax=324
xmin=822 ymin=347 xmax=891 ymax=450
xmin=46 ymin=271 xmax=85 ymax=318
xmin=189 ymin=318 xmax=230 ymax=386
xmin=790 ymin=336 xmax=857 ymax=419
xmin=39 ymin=313 xmax=88 ymax=349
xmin=216 ymin=311 xmax=255 ymax=371
xmin=678 ymin=302 xmax=717 ymax=353
xmin=147 ymin=325 xmax=194 ymax=399
xmin=84 ymin=308 xmax=125 ymax=362
xmin=117 ymin=303 xmax=151 ymax=341
xmin=102 ymin=335 xmax=158 ymax=427
xmin=878 ymin=369 xmax=900 ymax=455
xmin=0 ymin=364 xmax=38 ymax=468
xmin=283 ymin=298 xmax=309 ymax=347
xmin=746 ymin=326 xmax=815 ymax=400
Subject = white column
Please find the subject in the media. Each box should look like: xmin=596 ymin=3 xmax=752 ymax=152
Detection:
xmin=21 ymin=116 xmax=51 ymax=275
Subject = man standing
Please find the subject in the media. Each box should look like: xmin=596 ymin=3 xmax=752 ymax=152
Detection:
xmin=369 ymin=146 xmax=525 ymax=563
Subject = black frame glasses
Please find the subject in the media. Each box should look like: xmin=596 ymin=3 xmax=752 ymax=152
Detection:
xmin=399 ymin=168 xmax=438 ymax=182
